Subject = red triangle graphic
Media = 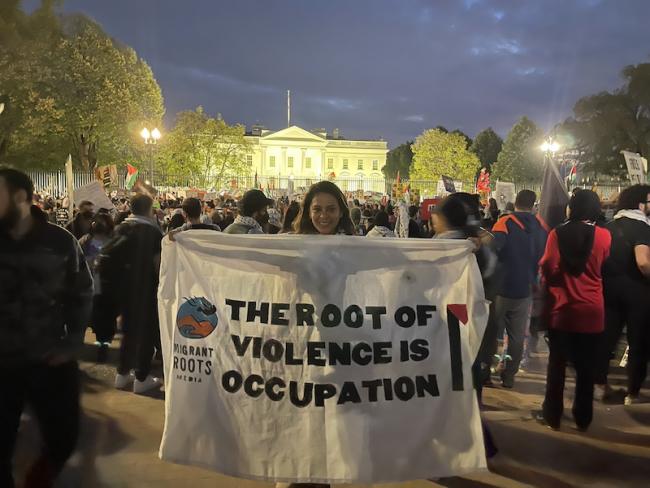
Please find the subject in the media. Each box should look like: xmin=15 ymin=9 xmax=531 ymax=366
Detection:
xmin=448 ymin=304 xmax=468 ymax=325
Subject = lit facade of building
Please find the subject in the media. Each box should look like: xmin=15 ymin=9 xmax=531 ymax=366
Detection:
xmin=244 ymin=125 xmax=388 ymax=192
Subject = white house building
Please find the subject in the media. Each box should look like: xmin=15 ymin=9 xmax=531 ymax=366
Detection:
xmin=243 ymin=125 xmax=388 ymax=192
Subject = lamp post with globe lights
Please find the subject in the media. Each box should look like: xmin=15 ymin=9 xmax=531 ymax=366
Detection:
xmin=141 ymin=127 xmax=161 ymax=186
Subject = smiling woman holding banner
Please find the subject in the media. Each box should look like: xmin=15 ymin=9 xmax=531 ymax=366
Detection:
xmin=279 ymin=180 xmax=354 ymax=488
xmin=293 ymin=181 xmax=355 ymax=236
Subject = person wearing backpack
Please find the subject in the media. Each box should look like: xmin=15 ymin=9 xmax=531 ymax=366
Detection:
xmin=108 ymin=194 xmax=163 ymax=394
xmin=79 ymin=212 xmax=117 ymax=363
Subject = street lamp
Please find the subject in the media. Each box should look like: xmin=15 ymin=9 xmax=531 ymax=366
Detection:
xmin=540 ymin=138 xmax=560 ymax=154
xmin=141 ymin=126 xmax=161 ymax=186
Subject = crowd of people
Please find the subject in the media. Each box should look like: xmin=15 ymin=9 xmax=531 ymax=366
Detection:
xmin=1 ymin=166 xmax=649 ymax=487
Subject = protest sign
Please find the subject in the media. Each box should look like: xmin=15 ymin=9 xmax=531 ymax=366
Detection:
xmin=158 ymin=234 xmax=489 ymax=483
xmin=494 ymin=181 xmax=516 ymax=211
xmin=621 ymin=150 xmax=647 ymax=184
xmin=94 ymin=164 xmax=118 ymax=188
xmin=74 ymin=181 xmax=114 ymax=210
xmin=436 ymin=179 xmax=463 ymax=197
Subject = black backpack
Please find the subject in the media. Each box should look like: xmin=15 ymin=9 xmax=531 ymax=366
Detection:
xmin=96 ymin=223 xmax=136 ymax=302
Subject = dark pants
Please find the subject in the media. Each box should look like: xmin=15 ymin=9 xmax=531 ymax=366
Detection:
xmin=597 ymin=279 xmax=650 ymax=395
xmin=0 ymin=362 xmax=80 ymax=488
xmin=543 ymin=330 xmax=599 ymax=429
xmin=118 ymin=300 xmax=159 ymax=382
xmin=491 ymin=295 xmax=532 ymax=382
xmin=92 ymin=294 xmax=118 ymax=344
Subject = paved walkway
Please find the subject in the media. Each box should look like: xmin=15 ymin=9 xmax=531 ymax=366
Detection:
xmin=13 ymin=335 xmax=650 ymax=488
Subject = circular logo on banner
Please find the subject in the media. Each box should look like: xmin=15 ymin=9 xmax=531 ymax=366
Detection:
xmin=176 ymin=297 xmax=218 ymax=339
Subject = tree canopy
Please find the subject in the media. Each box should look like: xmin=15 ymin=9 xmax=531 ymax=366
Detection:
xmin=159 ymin=107 xmax=252 ymax=187
xmin=492 ymin=117 xmax=544 ymax=182
xmin=0 ymin=0 xmax=164 ymax=170
xmin=382 ymin=141 xmax=413 ymax=179
xmin=410 ymin=128 xmax=480 ymax=184
xmin=559 ymin=63 xmax=650 ymax=176
xmin=470 ymin=127 xmax=503 ymax=172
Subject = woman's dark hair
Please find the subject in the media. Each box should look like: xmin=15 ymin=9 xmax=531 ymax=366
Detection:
xmin=449 ymin=192 xmax=481 ymax=221
xmin=294 ymin=181 xmax=354 ymax=235
xmin=374 ymin=210 xmax=390 ymax=227
xmin=489 ymin=198 xmax=498 ymax=211
xmin=556 ymin=190 xmax=601 ymax=277
xmin=568 ymin=190 xmax=601 ymax=222
xmin=91 ymin=213 xmax=115 ymax=236
xmin=433 ymin=196 xmax=469 ymax=230
xmin=281 ymin=201 xmax=300 ymax=233
xmin=168 ymin=213 xmax=185 ymax=231
xmin=616 ymin=184 xmax=650 ymax=211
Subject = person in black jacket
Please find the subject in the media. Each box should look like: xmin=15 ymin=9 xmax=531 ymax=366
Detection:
xmin=112 ymin=194 xmax=164 ymax=394
xmin=0 ymin=168 xmax=93 ymax=488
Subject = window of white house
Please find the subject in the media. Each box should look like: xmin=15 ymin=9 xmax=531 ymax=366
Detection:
xmin=288 ymin=156 xmax=294 ymax=168
xmin=327 ymin=158 xmax=334 ymax=169
xmin=246 ymin=155 xmax=253 ymax=166
xmin=372 ymin=159 xmax=378 ymax=170
xmin=357 ymin=159 xmax=363 ymax=170
xmin=342 ymin=159 xmax=348 ymax=170
xmin=269 ymin=156 xmax=276 ymax=167
xmin=305 ymin=157 xmax=312 ymax=169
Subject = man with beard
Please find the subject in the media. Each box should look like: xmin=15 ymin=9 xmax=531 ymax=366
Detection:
xmin=0 ymin=168 xmax=93 ymax=487
xmin=596 ymin=184 xmax=650 ymax=405
xmin=223 ymin=189 xmax=274 ymax=234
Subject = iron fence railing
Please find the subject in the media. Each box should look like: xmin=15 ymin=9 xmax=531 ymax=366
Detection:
xmin=26 ymin=169 xmax=628 ymax=201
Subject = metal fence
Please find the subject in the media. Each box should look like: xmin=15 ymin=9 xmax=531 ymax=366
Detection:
xmin=26 ymin=169 xmax=627 ymax=201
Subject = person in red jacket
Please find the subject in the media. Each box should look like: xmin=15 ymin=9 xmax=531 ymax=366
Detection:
xmin=536 ymin=190 xmax=611 ymax=431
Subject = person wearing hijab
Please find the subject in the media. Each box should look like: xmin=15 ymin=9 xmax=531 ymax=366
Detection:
xmin=536 ymin=190 xmax=611 ymax=431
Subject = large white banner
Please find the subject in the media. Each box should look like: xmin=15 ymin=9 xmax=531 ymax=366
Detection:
xmin=158 ymin=233 xmax=489 ymax=483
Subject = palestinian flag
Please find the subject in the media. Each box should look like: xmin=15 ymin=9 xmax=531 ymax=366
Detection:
xmin=125 ymin=163 xmax=139 ymax=190
xmin=567 ymin=163 xmax=577 ymax=187
xmin=538 ymin=158 xmax=569 ymax=231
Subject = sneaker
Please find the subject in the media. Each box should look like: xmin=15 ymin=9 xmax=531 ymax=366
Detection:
xmin=501 ymin=376 xmax=514 ymax=389
xmin=531 ymin=410 xmax=560 ymax=431
xmin=133 ymin=375 xmax=162 ymax=394
xmin=115 ymin=372 xmax=134 ymax=389
xmin=624 ymin=394 xmax=641 ymax=406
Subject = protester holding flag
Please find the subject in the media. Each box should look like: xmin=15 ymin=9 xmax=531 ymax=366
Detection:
xmin=596 ymin=184 xmax=650 ymax=405
xmin=536 ymin=190 xmax=611 ymax=431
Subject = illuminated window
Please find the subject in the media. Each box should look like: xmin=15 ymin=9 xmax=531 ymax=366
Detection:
xmin=305 ymin=157 xmax=312 ymax=169
xmin=342 ymin=159 xmax=348 ymax=170
xmin=357 ymin=159 xmax=363 ymax=170
xmin=327 ymin=158 xmax=334 ymax=169
xmin=288 ymin=156 xmax=294 ymax=168
xmin=269 ymin=156 xmax=276 ymax=167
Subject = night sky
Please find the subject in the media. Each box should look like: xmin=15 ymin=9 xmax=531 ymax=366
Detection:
xmin=46 ymin=0 xmax=650 ymax=146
